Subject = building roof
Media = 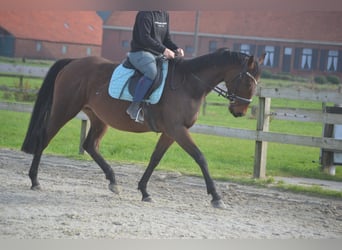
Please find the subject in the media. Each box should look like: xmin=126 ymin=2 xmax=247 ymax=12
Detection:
xmin=0 ymin=11 xmax=102 ymax=45
xmin=194 ymin=11 xmax=342 ymax=44
xmin=104 ymin=11 xmax=342 ymax=44
xmin=104 ymin=11 xmax=137 ymax=27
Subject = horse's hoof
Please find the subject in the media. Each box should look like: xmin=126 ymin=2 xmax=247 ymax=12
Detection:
xmin=109 ymin=184 xmax=121 ymax=194
xmin=211 ymin=199 xmax=226 ymax=209
xmin=142 ymin=196 xmax=153 ymax=203
xmin=31 ymin=185 xmax=42 ymax=191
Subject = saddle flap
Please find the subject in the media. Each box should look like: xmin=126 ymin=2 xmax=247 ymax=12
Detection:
xmin=127 ymin=57 xmax=165 ymax=99
xmin=108 ymin=58 xmax=168 ymax=105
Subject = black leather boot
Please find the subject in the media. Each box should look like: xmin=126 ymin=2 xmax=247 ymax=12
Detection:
xmin=126 ymin=102 xmax=144 ymax=123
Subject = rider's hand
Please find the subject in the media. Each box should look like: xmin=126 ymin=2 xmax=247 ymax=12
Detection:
xmin=175 ymin=48 xmax=184 ymax=57
xmin=163 ymin=48 xmax=175 ymax=59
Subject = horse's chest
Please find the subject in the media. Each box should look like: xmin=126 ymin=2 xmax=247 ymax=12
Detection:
xmin=182 ymin=100 xmax=201 ymax=127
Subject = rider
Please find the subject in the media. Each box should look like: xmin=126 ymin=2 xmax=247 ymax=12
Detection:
xmin=126 ymin=11 xmax=184 ymax=123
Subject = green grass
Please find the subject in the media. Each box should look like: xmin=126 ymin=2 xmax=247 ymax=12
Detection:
xmin=0 ymin=76 xmax=42 ymax=89
xmin=274 ymin=181 xmax=342 ymax=199
xmin=1 ymin=109 xmax=341 ymax=183
xmin=0 ymin=76 xmax=42 ymax=102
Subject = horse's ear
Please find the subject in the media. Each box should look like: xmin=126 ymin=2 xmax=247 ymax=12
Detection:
xmin=258 ymin=52 xmax=266 ymax=65
xmin=247 ymin=55 xmax=255 ymax=69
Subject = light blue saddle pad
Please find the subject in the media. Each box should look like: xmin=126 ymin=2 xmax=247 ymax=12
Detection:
xmin=108 ymin=61 xmax=168 ymax=104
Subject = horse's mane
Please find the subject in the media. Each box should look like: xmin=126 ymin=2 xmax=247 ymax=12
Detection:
xmin=175 ymin=48 xmax=248 ymax=74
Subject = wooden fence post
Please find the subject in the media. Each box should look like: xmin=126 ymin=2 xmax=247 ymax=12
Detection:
xmin=79 ymin=119 xmax=89 ymax=155
xmin=321 ymin=104 xmax=342 ymax=175
xmin=253 ymin=96 xmax=271 ymax=178
xmin=320 ymin=102 xmax=334 ymax=174
xmin=19 ymin=76 xmax=23 ymax=89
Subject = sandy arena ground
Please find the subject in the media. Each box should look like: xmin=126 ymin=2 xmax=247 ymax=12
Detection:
xmin=0 ymin=148 xmax=341 ymax=239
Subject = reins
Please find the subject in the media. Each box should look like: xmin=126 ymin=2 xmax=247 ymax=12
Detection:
xmin=191 ymin=69 xmax=258 ymax=104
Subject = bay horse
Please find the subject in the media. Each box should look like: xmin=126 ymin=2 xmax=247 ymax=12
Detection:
xmin=22 ymin=48 xmax=265 ymax=208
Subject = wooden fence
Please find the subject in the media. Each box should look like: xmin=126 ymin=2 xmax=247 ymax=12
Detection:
xmin=0 ymin=63 xmax=48 ymax=88
xmin=0 ymin=102 xmax=89 ymax=154
xmin=194 ymin=87 xmax=342 ymax=177
xmin=1 ymin=86 xmax=342 ymax=177
xmin=1 ymin=64 xmax=342 ymax=177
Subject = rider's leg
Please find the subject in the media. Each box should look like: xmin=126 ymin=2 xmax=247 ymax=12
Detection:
xmin=126 ymin=51 xmax=157 ymax=122
xmin=126 ymin=76 xmax=153 ymax=122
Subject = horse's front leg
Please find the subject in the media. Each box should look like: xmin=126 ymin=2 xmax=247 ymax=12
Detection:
xmin=138 ymin=133 xmax=174 ymax=202
xmin=173 ymin=127 xmax=226 ymax=209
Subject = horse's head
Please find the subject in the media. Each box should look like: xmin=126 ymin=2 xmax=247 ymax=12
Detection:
xmin=224 ymin=53 xmax=265 ymax=117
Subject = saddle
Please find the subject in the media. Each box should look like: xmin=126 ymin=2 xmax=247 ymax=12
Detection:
xmin=121 ymin=56 xmax=165 ymax=100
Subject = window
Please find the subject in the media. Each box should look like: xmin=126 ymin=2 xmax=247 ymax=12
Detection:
xmin=209 ymin=41 xmax=217 ymax=52
xmin=36 ymin=41 xmax=42 ymax=52
xmin=284 ymin=47 xmax=292 ymax=55
xmin=62 ymin=45 xmax=68 ymax=54
xmin=327 ymin=50 xmax=338 ymax=72
xmin=86 ymin=47 xmax=92 ymax=56
xmin=301 ymin=48 xmax=312 ymax=70
xmin=264 ymin=46 xmax=275 ymax=67
xmin=282 ymin=47 xmax=292 ymax=72
xmin=240 ymin=44 xmax=250 ymax=55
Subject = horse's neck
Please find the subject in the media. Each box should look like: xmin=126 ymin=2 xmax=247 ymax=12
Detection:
xmin=178 ymin=52 xmax=242 ymax=98
xmin=185 ymin=65 xmax=227 ymax=98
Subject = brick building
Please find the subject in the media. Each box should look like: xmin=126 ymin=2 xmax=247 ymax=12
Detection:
xmin=0 ymin=11 xmax=102 ymax=60
xmin=102 ymin=11 xmax=342 ymax=78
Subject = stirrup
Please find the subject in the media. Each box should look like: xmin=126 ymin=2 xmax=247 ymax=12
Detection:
xmin=134 ymin=108 xmax=144 ymax=123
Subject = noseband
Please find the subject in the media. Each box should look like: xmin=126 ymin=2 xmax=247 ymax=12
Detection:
xmin=213 ymin=71 xmax=258 ymax=104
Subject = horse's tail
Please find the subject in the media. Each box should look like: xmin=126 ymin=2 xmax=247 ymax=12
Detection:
xmin=21 ymin=58 xmax=74 ymax=154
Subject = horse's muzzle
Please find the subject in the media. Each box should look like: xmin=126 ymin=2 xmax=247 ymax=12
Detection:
xmin=229 ymin=105 xmax=247 ymax=117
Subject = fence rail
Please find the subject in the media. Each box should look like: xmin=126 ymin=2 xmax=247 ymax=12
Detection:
xmin=0 ymin=63 xmax=48 ymax=78
xmin=0 ymin=63 xmax=47 ymax=88
xmin=257 ymin=87 xmax=342 ymax=103
xmin=189 ymin=124 xmax=342 ymax=151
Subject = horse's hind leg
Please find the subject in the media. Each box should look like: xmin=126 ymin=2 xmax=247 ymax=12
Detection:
xmin=28 ymin=120 xmax=71 ymax=190
xmin=28 ymin=109 xmax=81 ymax=190
xmin=28 ymin=150 xmax=43 ymax=190
xmin=82 ymin=111 xmax=119 ymax=194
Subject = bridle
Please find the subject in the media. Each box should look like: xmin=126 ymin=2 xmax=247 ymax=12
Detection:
xmin=213 ymin=71 xmax=258 ymax=104
xmin=191 ymin=69 xmax=258 ymax=105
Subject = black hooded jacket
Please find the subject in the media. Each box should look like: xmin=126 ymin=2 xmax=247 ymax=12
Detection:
xmin=130 ymin=11 xmax=179 ymax=55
